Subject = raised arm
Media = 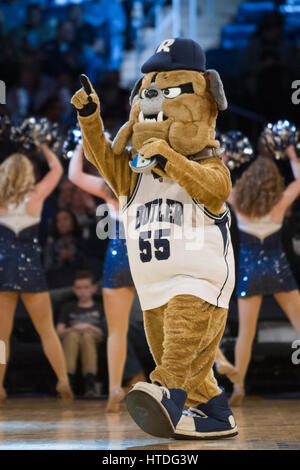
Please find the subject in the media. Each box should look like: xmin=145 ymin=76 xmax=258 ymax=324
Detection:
xmin=286 ymin=145 xmax=300 ymax=179
xmin=71 ymin=75 xmax=136 ymax=199
xmin=68 ymin=143 xmax=109 ymax=199
xmin=274 ymin=145 xmax=300 ymax=214
xmin=33 ymin=143 xmax=63 ymax=200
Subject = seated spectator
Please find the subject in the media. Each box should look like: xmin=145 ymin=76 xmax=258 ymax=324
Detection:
xmin=35 ymin=96 xmax=65 ymax=127
xmin=7 ymin=61 xmax=57 ymax=121
xmin=67 ymin=3 xmax=96 ymax=48
xmin=55 ymin=182 xmax=104 ymax=264
xmin=82 ymin=0 xmax=126 ymax=83
xmin=1 ymin=0 xmax=27 ymax=34
xmin=56 ymin=180 xmax=104 ymax=230
xmin=57 ymin=72 xmax=77 ymax=123
xmin=55 ymin=272 xmax=150 ymax=399
xmin=70 ymin=186 xmax=97 ymax=228
xmin=42 ymin=20 xmax=82 ymax=79
xmin=56 ymin=270 xmax=105 ymax=397
xmin=69 ymin=186 xmax=108 ymax=279
xmin=44 ymin=209 xmax=89 ymax=289
xmin=0 ymin=30 xmax=20 ymax=91
xmin=96 ymin=78 xmax=130 ymax=134
xmin=238 ymin=12 xmax=295 ymax=121
xmin=83 ymin=0 xmax=125 ymax=30
xmin=56 ymin=178 xmax=76 ymax=210
xmin=13 ymin=3 xmax=56 ymax=50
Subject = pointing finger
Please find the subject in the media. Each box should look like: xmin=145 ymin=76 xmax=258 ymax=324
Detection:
xmin=80 ymin=74 xmax=93 ymax=95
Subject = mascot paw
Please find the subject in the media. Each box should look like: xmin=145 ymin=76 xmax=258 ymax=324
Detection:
xmin=140 ymin=138 xmax=171 ymax=170
xmin=140 ymin=138 xmax=170 ymax=159
xmin=71 ymin=75 xmax=100 ymax=117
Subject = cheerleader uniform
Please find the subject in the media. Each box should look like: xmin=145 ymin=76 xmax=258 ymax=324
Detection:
xmin=101 ymin=209 xmax=134 ymax=288
xmin=0 ymin=194 xmax=48 ymax=292
xmin=236 ymin=213 xmax=298 ymax=297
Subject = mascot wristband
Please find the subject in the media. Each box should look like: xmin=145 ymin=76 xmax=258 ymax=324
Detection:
xmin=129 ymin=151 xmax=158 ymax=173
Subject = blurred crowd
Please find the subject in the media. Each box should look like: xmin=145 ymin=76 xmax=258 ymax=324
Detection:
xmin=207 ymin=9 xmax=300 ymax=141
xmin=0 ymin=0 xmax=135 ymax=135
xmin=0 ymin=0 xmax=135 ymax=290
xmin=40 ymin=175 xmax=110 ymax=288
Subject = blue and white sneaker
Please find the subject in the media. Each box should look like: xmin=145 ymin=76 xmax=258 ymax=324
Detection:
xmin=126 ymin=382 xmax=187 ymax=438
xmin=174 ymin=390 xmax=238 ymax=440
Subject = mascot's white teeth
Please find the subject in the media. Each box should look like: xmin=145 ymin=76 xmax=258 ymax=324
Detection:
xmin=157 ymin=111 xmax=163 ymax=122
xmin=138 ymin=111 xmax=164 ymax=123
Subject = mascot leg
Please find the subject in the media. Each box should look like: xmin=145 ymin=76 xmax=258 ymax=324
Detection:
xmin=148 ymin=295 xmax=226 ymax=405
xmin=126 ymin=295 xmax=237 ymax=439
xmin=143 ymin=304 xmax=165 ymax=367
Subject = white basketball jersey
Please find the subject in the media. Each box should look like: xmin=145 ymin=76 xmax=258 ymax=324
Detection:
xmin=121 ymin=173 xmax=235 ymax=311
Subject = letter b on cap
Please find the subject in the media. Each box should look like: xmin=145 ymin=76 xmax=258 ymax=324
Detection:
xmin=0 ymin=80 xmax=6 ymax=104
xmin=156 ymin=39 xmax=175 ymax=53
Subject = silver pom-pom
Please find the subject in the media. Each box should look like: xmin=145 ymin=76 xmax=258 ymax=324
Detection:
xmin=260 ymin=120 xmax=299 ymax=160
xmin=62 ymin=127 xmax=111 ymax=159
xmin=62 ymin=125 xmax=83 ymax=159
xmin=219 ymin=131 xmax=254 ymax=170
xmin=12 ymin=117 xmax=61 ymax=153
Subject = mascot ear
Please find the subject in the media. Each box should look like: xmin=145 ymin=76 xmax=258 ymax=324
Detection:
xmin=129 ymin=77 xmax=143 ymax=106
xmin=112 ymin=120 xmax=135 ymax=155
xmin=205 ymin=70 xmax=228 ymax=111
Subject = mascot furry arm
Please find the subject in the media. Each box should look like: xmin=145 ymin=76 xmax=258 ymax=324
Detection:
xmin=71 ymin=75 xmax=138 ymax=202
xmin=138 ymin=137 xmax=231 ymax=214
xmin=71 ymin=74 xmax=231 ymax=215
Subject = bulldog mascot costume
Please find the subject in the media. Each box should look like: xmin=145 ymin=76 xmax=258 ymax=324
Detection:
xmin=71 ymin=38 xmax=238 ymax=440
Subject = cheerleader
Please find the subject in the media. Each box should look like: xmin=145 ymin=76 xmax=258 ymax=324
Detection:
xmin=0 ymin=144 xmax=73 ymax=402
xmin=219 ymin=145 xmax=300 ymax=405
xmin=68 ymin=143 xmax=135 ymax=412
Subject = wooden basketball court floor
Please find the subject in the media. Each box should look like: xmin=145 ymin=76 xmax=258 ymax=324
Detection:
xmin=0 ymin=396 xmax=299 ymax=450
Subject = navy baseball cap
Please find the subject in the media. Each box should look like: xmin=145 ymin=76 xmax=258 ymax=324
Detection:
xmin=141 ymin=38 xmax=206 ymax=73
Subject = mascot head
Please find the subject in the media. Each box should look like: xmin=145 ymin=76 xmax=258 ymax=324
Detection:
xmin=113 ymin=38 xmax=227 ymax=156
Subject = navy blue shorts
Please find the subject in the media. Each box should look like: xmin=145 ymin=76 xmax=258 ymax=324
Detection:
xmin=102 ymin=237 xmax=134 ymax=289
xmin=0 ymin=224 xmax=48 ymax=293
xmin=237 ymin=231 xmax=298 ymax=297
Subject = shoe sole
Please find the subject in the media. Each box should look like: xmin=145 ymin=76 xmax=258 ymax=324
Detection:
xmin=173 ymin=426 xmax=238 ymax=440
xmin=126 ymin=389 xmax=175 ymax=438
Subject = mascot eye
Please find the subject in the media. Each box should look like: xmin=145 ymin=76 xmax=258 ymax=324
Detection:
xmin=140 ymin=89 xmax=147 ymax=99
xmin=163 ymin=87 xmax=181 ymax=99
